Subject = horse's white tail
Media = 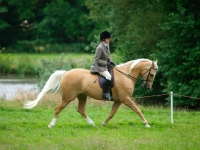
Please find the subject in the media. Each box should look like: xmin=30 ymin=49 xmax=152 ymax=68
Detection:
xmin=23 ymin=70 xmax=66 ymax=109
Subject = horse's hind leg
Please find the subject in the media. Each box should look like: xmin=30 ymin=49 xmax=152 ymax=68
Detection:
xmin=123 ymin=97 xmax=150 ymax=128
xmin=48 ymin=99 xmax=72 ymax=128
xmin=77 ymin=94 xmax=95 ymax=126
xmin=48 ymin=93 xmax=75 ymax=128
xmin=102 ymin=101 xmax=121 ymax=126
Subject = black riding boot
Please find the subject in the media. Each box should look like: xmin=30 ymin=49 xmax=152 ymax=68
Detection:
xmin=102 ymin=79 xmax=111 ymax=100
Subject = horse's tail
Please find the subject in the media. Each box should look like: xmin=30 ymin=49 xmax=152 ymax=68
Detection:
xmin=23 ymin=70 xmax=66 ymax=109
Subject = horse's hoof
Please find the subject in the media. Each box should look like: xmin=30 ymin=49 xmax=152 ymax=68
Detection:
xmin=145 ymin=124 xmax=150 ymax=128
xmin=90 ymin=123 xmax=95 ymax=126
xmin=48 ymin=125 xmax=53 ymax=128
xmin=102 ymin=123 xmax=106 ymax=127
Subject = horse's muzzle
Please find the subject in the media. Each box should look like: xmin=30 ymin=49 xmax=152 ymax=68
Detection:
xmin=142 ymin=81 xmax=151 ymax=90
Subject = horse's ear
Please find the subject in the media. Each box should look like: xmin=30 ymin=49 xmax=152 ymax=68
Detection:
xmin=153 ymin=60 xmax=158 ymax=69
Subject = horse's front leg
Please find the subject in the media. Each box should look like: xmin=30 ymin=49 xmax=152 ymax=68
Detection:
xmin=123 ymin=97 xmax=150 ymax=128
xmin=102 ymin=101 xmax=121 ymax=126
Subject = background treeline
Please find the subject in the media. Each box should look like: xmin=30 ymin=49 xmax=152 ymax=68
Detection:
xmin=87 ymin=0 xmax=200 ymax=108
xmin=0 ymin=0 xmax=200 ymax=107
xmin=0 ymin=0 xmax=102 ymax=53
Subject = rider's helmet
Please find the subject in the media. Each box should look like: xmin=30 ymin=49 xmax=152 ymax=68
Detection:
xmin=100 ymin=31 xmax=111 ymax=41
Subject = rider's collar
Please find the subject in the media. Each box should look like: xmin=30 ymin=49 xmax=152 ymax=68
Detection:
xmin=103 ymin=42 xmax=109 ymax=48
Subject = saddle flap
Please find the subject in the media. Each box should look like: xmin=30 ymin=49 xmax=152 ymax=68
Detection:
xmin=99 ymin=66 xmax=114 ymax=89
xmin=90 ymin=65 xmax=114 ymax=88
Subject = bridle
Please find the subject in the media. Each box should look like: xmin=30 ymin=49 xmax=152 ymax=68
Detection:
xmin=140 ymin=65 xmax=157 ymax=87
xmin=112 ymin=61 xmax=157 ymax=85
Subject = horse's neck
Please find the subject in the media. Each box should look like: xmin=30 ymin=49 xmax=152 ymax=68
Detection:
xmin=117 ymin=61 xmax=134 ymax=73
xmin=130 ymin=61 xmax=151 ymax=78
xmin=117 ymin=60 xmax=151 ymax=78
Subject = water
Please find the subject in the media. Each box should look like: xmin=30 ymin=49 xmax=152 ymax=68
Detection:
xmin=0 ymin=77 xmax=39 ymax=100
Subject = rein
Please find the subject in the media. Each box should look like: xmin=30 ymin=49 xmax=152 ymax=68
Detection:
xmin=110 ymin=62 xmax=157 ymax=83
xmin=113 ymin=67 xmax=142 ymax=82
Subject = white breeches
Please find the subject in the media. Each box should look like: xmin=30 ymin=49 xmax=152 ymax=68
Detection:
xmin=99 ymin=71 xmax=111 ymax=81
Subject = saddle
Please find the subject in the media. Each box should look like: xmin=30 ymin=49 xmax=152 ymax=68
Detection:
xmin=90 ymin=66 xmax=114 ymax=89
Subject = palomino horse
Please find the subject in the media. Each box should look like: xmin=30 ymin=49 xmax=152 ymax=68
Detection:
xmin=24 ymin=59 xmax=158 ymax=128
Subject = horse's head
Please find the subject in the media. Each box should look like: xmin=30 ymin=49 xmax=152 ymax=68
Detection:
xmin=140 ymin=60 xmax=158 ymax=90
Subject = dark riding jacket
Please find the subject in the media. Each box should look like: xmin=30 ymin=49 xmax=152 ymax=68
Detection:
xmin=92 ymin=42 xmax=111 ymax=73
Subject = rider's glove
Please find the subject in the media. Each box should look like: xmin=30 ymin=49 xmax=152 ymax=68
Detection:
xmin=110 ymin=61 xmax=116 ymax=67
xmin=107 ymin=61 xmax=116 ymax=67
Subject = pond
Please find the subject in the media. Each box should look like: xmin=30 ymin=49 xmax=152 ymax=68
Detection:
xmin=0 ymin=77 xmax=39 ymax=100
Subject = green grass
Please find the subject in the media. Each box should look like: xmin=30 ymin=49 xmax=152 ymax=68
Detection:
xmin=0 ymin=53 xmax=94 ymax=76
xmin=3 ymin=53 xmax=119 ymax=69
xmin=11 ymin=53 xmax=94 ymax=68
xmin=0 ymin=100 xmax=199 ymax=150
xmin=1 ymin=53 xmax=119 ymax=76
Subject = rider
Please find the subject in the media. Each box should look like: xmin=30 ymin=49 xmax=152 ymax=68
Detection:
xmin=92 ymin=31 xmax=115 ymax=100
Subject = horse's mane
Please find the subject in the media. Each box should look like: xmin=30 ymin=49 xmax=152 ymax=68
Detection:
xmin=130 ymin=59 xmax=152 ymax=70
xmin=117 ymin=58 xmax=154 ymax=73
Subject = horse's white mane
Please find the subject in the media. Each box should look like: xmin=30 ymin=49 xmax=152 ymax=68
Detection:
xmin=117 ymin=58 xmax=156 ymax=73
xmin=130 ymin=58 xmax=152 ymax=70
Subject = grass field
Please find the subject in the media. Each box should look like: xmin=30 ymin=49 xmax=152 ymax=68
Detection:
xmin=0 ymin=99 xmax=199 ymax=150
xmin=1 ymin=53 xmax=120 ymax=76
xmin=11 ymin=53 xmax=94 ymax=68
xmin=3 ymin=52 xmax=120 ymax=68
xmin=0 ymin=53 xmax=94 ymax=76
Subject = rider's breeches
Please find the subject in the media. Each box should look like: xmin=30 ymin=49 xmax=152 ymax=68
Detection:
xmin=99 ymin=71 xmax=111 ymax=81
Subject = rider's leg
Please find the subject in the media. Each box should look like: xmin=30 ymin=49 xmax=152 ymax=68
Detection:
xmin=99 ymin=71 xmax=112 ymax=100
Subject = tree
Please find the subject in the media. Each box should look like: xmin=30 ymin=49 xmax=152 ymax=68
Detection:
xmin=86 ymin=0 xmax=164 ymax=61
xmin=0 ymin=0 xmax=49 ymax=51
xmin=86 ymin=0 xmax=166 ymax=104
xmin=0 ymin=0 xmax=99 ymax=53
xmin=86 ymin=0 xmax=200 ymax=107
xmin=156 ymin=0 xmax=200 ymax=107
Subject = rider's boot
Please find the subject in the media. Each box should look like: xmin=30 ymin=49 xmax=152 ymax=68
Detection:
xmin=102 ymin=79 xmax=111 ymax=100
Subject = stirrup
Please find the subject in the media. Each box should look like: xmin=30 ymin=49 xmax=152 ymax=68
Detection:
xmin=103 ymin=93 xmax=111 ymax=100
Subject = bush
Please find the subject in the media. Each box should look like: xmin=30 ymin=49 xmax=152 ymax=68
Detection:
xmin=17 ymin=54 xmax=37 ymax=76
xmin=5 ymin=42 xmax=88 ymax=54
xmin=0 ymin=54 xmax=13 ymax=74
xmin=35 ymin=54 xmax=72 ymax=89
xmin=41 ymin=43 xmax=88 ymax=53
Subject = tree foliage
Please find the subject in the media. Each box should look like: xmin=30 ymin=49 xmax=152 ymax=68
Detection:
xmin=86 ymin=0 xmax=164 ymax=61
xmin=0 ymin=0 xmax=99 ymax=52
xmin=156 ymin=0 xmax=200 ymax=106
xmin=86 ymin=0 xmax=200 ymax=107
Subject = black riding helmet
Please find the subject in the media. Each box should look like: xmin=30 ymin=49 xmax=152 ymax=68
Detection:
xmin=100 ymin=31 xmax=111 ymax=41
